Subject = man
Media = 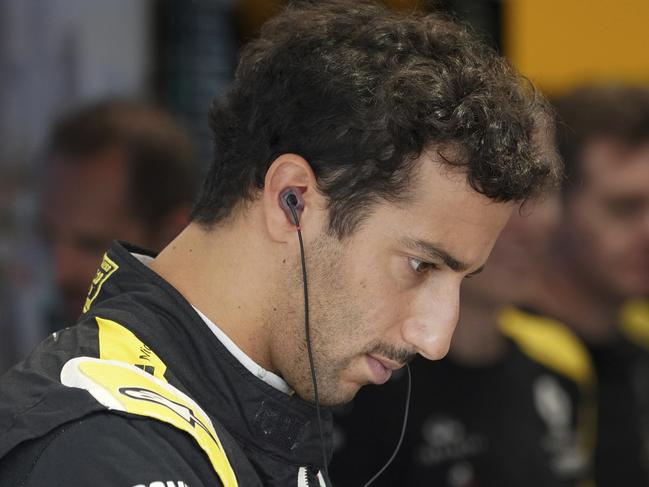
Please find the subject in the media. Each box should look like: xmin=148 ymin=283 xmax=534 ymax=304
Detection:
xmin=0 ymin=101 xmax=198 ymax=377
xmin=0 ymin=2 xmax=559 ymax=486
xmin=40 ymin=100 xmax=198 ymax=325
xmin=530 ymin=84 xmax=649 ymax=486
xmin=331 ymin=196 xmax=597 ymax=487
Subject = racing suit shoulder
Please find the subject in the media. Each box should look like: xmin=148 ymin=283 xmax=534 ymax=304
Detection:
xmin=0 ymin=412 xmax=224 ymax=487
xmin=498 ymin=306 xmax=596 ymax=388
xmin=620 ymin=298 xmax=649 ymax=351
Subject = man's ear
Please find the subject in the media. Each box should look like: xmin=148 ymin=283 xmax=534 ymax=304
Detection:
xmin=263 ymin=153 xmax=319 ymax=242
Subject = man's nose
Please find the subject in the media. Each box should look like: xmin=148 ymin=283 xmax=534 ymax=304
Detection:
xmin=401 ymin=285 xmax=460 ymax=361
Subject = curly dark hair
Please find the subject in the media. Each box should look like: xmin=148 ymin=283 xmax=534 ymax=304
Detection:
xmin=191 ymin=0 xmax=560 ymax=237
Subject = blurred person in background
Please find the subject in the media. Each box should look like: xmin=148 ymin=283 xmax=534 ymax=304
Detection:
xmin=531 ymin=84 xmax=649 ymax=487
xmin=39 ymin=100 xmax=199 ymax=328
xmin=331 ymin=194 xmax=597 ymax=487
xmin=0 ymin=2 xmax=559 ymax=486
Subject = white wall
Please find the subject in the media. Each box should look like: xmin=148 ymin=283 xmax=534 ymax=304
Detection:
xmin=0 ymin=0 xmax=152 ymax=164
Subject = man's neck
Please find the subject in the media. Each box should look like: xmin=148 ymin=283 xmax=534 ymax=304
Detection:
xmin=449 ymin=299 xmax=507 ymax=366
xmin=534 ymin=251 xmax=622 ymax=345
xmin=149 ymin=221 xmax=277 ymax=371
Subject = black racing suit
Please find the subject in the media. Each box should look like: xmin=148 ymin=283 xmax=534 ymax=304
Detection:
xmin=585 ymin=300 xmax=649 ymax=487
xmin=0 ymin=241 xmax=332 ymax=487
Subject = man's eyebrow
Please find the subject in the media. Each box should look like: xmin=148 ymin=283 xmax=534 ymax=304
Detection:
xmin=401 ymin=238 xmax=473 ymax=273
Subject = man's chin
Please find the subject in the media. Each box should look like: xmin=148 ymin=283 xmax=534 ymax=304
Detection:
xmin=293 ymin=381 xmax=362 ymax=407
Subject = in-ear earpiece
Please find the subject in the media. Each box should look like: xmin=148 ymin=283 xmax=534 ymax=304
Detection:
xmin=279 ymin=187 xmax=305 ymax=226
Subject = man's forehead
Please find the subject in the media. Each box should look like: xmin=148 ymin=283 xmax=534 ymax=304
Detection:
xmin=374 ymin=176 xmax=513 ymax=271
xmin=581 ymin=138 xmax=649 ymax=183
xmin=409 ymin=152 xmax=509 ymax=214
xmin=43 ymin=152 xmax=132 ymax=219
xmin=48 ymin=149 xmax=129 ymax=188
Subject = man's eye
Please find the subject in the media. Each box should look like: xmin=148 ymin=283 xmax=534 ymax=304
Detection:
xmin=606 ymin=198 xmax=644 ymax=218
xmin=408 ymin=258 xmax=436 ymax=274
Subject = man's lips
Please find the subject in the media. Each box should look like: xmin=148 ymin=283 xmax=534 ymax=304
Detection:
xmin=368 ymin=354 xmax=405 ymax=371
xmin=365 ymin=354 xmax=405 ymax=384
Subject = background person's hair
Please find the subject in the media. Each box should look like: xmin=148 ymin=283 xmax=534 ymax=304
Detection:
xmin=554 ymin=83 xmax=649 ymax=195
xmin=192 ymin=0 xmax=561 ymax=237
xmin=47 ymin=100 xmax=199 ymax=227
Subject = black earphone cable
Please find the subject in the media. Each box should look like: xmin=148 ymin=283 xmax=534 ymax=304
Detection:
xmin=362 ymin=363 xmax=411 ymax=487
xmin=288 ymin=199 xmax=411 ymax=487
xmin=289 ymin=204 xmax=331 ymax=484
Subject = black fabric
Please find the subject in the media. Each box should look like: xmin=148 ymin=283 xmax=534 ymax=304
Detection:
xmin=0 ymin=241 xmax=333 ymax=487
xmin=504 ymin=305 xmax=649 ymax=487
xmin=330 ymin=341 xmax=591 ymax=487
xmin=588 ymin=337 xmax=649 ymax=487
xmin=0 ymin=414 xmax=220 ymax=487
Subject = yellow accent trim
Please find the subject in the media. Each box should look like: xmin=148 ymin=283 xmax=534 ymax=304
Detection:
xmin=621 ymin=299 xmax=649 ymax=351
xmin=83 ymin=253 xmax=119 ymax=313
xmin=97 ymin=317 xmax=167 ymax=381
xmin=498 ymin=307 xmax=594 ymax=387
xmin=64 ymin=358 xmax=238 ymax=487
xmin=499 ymin=307 xmax=598 ymax=471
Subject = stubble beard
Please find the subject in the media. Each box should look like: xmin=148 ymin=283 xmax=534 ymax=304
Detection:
xmin=267 ymin=234 xmax=367 ymax=406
